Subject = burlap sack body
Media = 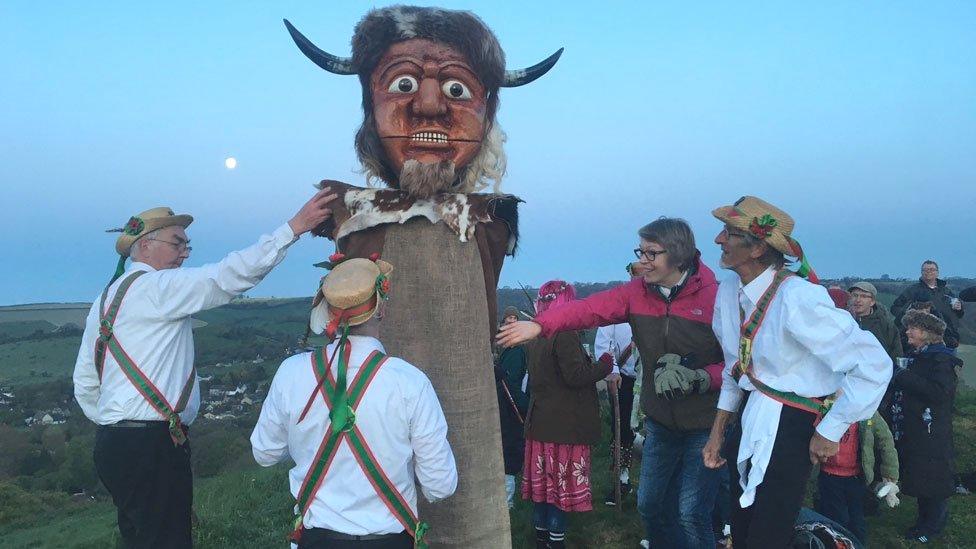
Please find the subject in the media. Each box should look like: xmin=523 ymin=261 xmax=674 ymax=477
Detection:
xmin=379 ymin=220 xmax=511 ymax=548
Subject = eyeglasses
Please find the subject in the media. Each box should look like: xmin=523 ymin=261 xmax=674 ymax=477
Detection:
xmin=153 ymin=238 xmax=192 ymax=253
xmin=720 ymin=227 xmax=749 ymax=239
xmin=634 ymin=248 xmax=667 ymax=261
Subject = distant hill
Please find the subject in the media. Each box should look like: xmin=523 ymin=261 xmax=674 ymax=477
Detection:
xmin=0 ymin=303 xmax=91 ymax=328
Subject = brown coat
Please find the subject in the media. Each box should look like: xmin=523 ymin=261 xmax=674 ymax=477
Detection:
xmin=523 ymin=331 xmax=611 ymax=445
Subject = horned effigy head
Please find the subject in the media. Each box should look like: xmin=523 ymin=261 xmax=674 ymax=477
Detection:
xmin=285 ymin=5 xmax=562 ymax=198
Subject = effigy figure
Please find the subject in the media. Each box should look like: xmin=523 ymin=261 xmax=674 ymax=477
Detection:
xmin=284 ymin=6 xmax=562 ymax=547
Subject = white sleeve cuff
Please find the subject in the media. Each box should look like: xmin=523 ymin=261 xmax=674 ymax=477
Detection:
xmin=717 ymin=386 xmax=743 ymax=413
xmin=815 ymin=414 xmax=850 ymax=443
xmin=273 ymin=223 xmax=298 ymax=246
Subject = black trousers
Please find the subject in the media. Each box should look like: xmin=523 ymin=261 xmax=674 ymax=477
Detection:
xmin=607 ymin=374 xmax=637 ymax=469
xmin=94 ymin=422 xmax=192 ymax=549
xmin=915 ymin=496 xmax=949 ymax=535
xmin=725 ymin=400 xmax=817 ymax=549
xmin=298 ymin=529 xmax=413 ymax=549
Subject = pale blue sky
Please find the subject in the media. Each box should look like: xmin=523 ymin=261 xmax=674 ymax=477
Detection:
xmin=2 ymin=1 xmax=974 ymax=304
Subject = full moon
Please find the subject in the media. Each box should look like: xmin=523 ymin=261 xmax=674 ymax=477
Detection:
xmin=224 ymin=157 xmax=237 ymax=170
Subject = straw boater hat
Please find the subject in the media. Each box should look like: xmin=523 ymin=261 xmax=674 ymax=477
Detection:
xmin=711 ymin=196 xmax=819 ymax=282
xmin=106 ymin=206 xmax=193 ymax=281
xmin=309 ymin=255 xmax=393 ymax=338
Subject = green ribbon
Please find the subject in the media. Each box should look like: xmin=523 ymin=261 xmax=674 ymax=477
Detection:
xmin=110 ymin=255 xmax=127 ymax=284
xmin=414 ymin=521 xmax=430 ymax=548
xmin=327 ymin=326 xmax=354 ymax=434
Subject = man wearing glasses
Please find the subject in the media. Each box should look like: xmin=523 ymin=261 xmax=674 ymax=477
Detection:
xmin=702 ymin=196 xmax=890 ymax=548
xmin=73 ymin=190 xmax=335 ymax=548
xmin=891 ymin=261 xmax=964 ymax=348
xmin=498 ymin=217 xmax=725 ymax=549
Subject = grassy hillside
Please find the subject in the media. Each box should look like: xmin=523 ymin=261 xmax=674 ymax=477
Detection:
xmin=2 ymin=287 xmax=975 ymax=547
xmin=5 ymin=390 xmax=976 ymax=548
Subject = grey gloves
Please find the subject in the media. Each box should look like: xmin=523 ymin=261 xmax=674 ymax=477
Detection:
xmin=653 ymin=353 xmax=711 ymax=401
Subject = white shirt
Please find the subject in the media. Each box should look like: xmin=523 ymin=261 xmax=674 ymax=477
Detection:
xmin=250 ymin=336 xmax=458 ymax=535
xmin=714 ymin=267 xmax=890 ymax=507
xmin=594 ymin=323 xmax=639 ymax=378
xmin=73 ymin=224 xmax=297 ymax=425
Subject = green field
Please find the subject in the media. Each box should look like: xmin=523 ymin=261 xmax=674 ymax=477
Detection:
xmin=2 ymin=291 xmax=975 ymax=547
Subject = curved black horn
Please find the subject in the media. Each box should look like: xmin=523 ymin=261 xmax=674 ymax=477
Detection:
xmin=283 ymin=19 xmax=357 ymax=76
xmin=502 ymin=47 xmax=564 ymax=88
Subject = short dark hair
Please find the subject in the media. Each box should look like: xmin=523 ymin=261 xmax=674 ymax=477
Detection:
xmin=638 ymin=217 xmax=697 ymax=271
xmin=922 ymin=260 xmax=939 ymax=270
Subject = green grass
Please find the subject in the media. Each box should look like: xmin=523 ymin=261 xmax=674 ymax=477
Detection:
xmin=0 ymin=336 xmax=82 ymax=387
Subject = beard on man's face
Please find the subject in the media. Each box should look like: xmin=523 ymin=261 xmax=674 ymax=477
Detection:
xmin=398 ymin=159 xmax=457 ymax=199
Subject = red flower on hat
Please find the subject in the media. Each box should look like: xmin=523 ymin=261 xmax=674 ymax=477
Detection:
xmin=328 ymin=252 xmax=346 ymax=263
xmin=748 ymin=214 xmax=778 ymax=239
xmin=368 ymin=253 xmax=380 ymax=262
xmin=124 ymin=216 xmax=145 ymax=236
xmin=375 ymin=274 xmax=391 ymax=300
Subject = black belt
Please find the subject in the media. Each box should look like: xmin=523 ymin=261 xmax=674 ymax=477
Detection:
xmin=105 ymin=420 xmax=168 ymax=428
xmin=303 ymin=528 xmax=408 ymax=541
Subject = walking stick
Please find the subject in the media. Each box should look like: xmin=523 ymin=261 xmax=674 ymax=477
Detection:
xmin=610 ymin=384 xmax=622 ymax=509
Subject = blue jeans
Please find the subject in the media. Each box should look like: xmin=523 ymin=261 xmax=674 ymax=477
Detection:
xmin=637 ymin=418 xmax=719 ymax=549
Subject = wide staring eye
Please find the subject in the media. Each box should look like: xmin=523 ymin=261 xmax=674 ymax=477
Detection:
xmin=441 ymin=80 xmax=471 ymax=99
xmin=388 ymin=75 xmax=418 ymax=93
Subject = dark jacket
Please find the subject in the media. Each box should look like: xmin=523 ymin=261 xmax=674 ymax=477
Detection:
xmin=855 ymin=305 xmax=903 ymax=362
xmin=533 ymin=258 xmax=723 ymax=431
xmin=892 ymin=344 xmax=961 ymax=499
xmin=891 ymin=278 xmax=963 ymax=347
xmin=523 ymin=331 xmax=610 ymax=445
xmin=496 ymin=345 xmax=528 ymax=474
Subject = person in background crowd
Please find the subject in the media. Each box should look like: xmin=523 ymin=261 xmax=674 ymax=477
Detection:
xmin=497 ymin=306 xmax=530 ymax=509
xmin=827 ymin=286 xmax=850 ymax=310
xmin=849 ymin=282 xmax=903 ymax=363
xmin=499 ymin=218 xmax=725 ymax=549
xmin=701 ymin=196 xmax=890 ymax=549
xmin=891 ymin=261 xmax=964 ymax=348
xmin=595 ymin=262 xmax=641 ymax=507
xmin=815 ymin=404 xmax=899 ymax=544
xmin=74 ymin=191 xmax=335 ymax=548
xmin=890 ymin=310 xmax=960 ymax=544
xmin=519 ymin=281 xmax=610 ymax=549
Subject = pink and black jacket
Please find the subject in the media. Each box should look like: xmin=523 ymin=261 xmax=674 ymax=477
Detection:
xmin=534 ymin=258 xmax=724 ymax=431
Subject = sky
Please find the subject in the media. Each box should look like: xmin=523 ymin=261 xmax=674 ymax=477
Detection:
xmin=1 ymin=2 xmax=974 ymax=305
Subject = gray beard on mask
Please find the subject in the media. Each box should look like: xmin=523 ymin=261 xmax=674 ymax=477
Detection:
xmin=398 ymin=159 xmax=457 ymax=199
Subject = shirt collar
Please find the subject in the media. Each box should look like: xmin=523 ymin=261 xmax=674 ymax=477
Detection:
xmin=128 ymin=261 xmax=158 ymax=273
xmin=739 ymin=266 xmax=777 ymax=307
xmin=656 ymin=270 xmax=689 ymax=299
xmin=343 ymin=335 xmax=386 ymax=355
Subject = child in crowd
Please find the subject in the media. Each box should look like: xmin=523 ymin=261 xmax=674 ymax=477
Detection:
xmin=815 ymin=408 xmax=899 ymax=544
xmin=521 ymin=281 xmax=611 ymax=549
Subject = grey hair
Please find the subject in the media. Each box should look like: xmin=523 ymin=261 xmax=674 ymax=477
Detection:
xmin=359 ymin=123 xmax=508 ymax=194
xmin=638 ymin=217 xmax=697 ymax=271
xmin=738 ymin=231 xmax=787 ymax=269
xmin=129 ymin=229 xmax=160 ymax=261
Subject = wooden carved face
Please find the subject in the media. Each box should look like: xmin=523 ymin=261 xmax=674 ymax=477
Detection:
xmin=370 ymin=39 xmax=487 ymax=175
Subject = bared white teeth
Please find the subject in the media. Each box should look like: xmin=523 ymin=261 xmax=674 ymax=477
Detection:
xmin=410 ymin=131 xmax=448 ymax=143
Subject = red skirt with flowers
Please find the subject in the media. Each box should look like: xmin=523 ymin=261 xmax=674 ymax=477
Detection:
xmin=521 ymin=438 xmax=592 ymax=512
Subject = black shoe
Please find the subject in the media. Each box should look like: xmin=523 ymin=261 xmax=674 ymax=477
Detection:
xmin=604 ymin=481 xmax=632 ymax=505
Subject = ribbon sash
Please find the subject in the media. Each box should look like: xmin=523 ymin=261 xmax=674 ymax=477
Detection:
xmin=292 ymin=347 xmax=428 ymax=547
